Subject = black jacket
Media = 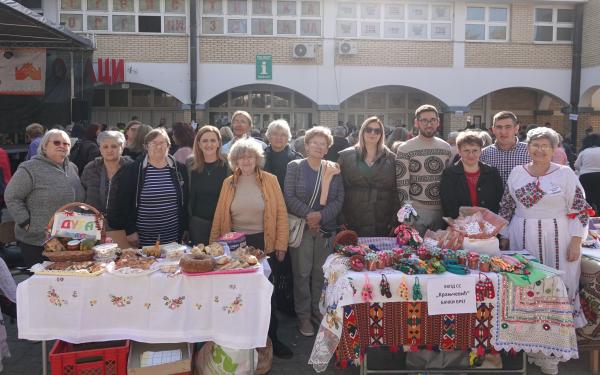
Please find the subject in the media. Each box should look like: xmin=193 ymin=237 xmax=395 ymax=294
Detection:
xmin=440 ymin=161 xmax=504 ymax=219
xmin=263 ymin=145 xmax=302 ymax=191
xmin=325 ymin=137 xmax=350 ymax=162
xmin=337 ymin=147 xmax=399 ymax=236
xmin=107 ymin=154 xmax=189 ymax=238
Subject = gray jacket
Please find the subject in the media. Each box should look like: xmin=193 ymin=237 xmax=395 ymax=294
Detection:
xmin=81 ymin=156 xmax=133 ymax=214
xmin=4 ymin=155 xmax=85 ymax=246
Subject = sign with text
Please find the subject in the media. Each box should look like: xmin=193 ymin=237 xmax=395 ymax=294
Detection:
xmin=51 ymin=212 xmax=101 ymax=240
xmin=256 ymin=55 xmax=272 ymax=80
xmin=426 ymin=276 xmax=477 ymax=315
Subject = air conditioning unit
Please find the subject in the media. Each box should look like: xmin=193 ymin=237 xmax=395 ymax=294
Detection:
xmin=338 ymin=41 xmax=358 ymax=55
xmin=292 ymin=43 xmax=316 ymax=59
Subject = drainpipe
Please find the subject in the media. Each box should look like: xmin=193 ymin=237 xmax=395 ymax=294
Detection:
xmin=569 ymin=4 xmax=583 ymax=145
xmin=189 ymin=0 xmax=198 ymax=122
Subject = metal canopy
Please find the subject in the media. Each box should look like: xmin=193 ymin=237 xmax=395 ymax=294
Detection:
xmin=0 ymin=0 xmax=93 ymax=49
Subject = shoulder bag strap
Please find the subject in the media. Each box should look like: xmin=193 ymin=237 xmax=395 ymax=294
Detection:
xmin=308 ymin=162 xmax=323 ymax=208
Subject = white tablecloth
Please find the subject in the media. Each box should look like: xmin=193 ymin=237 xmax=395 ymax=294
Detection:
xmin=17 ymin=265 xmax=273 ymax=349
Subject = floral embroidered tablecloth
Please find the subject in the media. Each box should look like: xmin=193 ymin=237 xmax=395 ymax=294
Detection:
xmin=17 ymin=266 xmax=273 ymax=349
xmin=309 ymin=254 xmax=578 ymax=372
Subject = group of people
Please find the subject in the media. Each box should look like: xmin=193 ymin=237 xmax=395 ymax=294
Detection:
xmin=3 ymin=105 xmax=599 ymax=373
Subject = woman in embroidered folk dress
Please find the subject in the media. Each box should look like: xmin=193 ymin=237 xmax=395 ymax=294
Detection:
xmin=499 ymin=127 xmax=592 ymax=373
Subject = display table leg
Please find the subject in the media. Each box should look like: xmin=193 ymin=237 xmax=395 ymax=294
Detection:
xmin=591 ymin=349 xmax=599 ymax=375
xmin=42 ymin=340 xmax=47 ymax=375
xmin=250 ymin=348 xmax=255 ymax=375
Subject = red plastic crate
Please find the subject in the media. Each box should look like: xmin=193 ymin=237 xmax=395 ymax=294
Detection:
xmin=49 ymin=340 xmax=130 ymax=375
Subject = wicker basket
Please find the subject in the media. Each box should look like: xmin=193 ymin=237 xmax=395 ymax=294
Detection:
xmin=43 ymin=202 xmax=105 ymax=262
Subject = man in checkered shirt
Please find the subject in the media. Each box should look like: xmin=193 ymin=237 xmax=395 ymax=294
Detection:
xmin=480 ymin=111 xmax=531 ymax=187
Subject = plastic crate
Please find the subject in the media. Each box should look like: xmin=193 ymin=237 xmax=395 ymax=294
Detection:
xmin=49 ymin=340 xmax=130 ymax=375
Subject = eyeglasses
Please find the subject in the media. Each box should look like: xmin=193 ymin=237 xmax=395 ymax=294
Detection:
xmin=148 ymin=141 xmax=168 ymax=148
xmin=529 ymin=144 xmax=552 ymax=151
xmin=417 ymin=118 xmax=439 ymax=126
xmin=52 ymin=140 xmax=70 ymax=147
xmin=364 ymin=127 xmax=382 ymax=135
xmin=308 ymin=141 xmax=328 ymax=148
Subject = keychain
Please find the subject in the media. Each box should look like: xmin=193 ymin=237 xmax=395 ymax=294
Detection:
xmin=412 ymin=277 xmax=423 ymax=300
xmin=362 ymin=273 xmax=373 ymax=303
xmin=380 ymin=274 xmax=392 ymax=298
xmin=397 ymin=276 xmax=409 ymax=300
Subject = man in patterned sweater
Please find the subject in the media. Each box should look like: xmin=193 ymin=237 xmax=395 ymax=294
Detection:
xmin=396 ymin=104 xmax=452 ymax=234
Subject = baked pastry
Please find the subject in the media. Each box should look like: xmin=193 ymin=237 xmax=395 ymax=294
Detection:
xmin=44 ymin=238 xmax=66 ymax=252
xmin=191 ymin=244 xmax=205 ymax=257
xmin=206 ymin=242 xmax=225 ymax=257
xmin=246 ymin=255 xmax=258 ymax=266
xmin=179 ymin=254 xmax=215 ymax=273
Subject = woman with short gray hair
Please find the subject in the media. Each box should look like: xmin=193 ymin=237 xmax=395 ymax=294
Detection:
xmin=81 ymin=131 xmax=133 ymax=216
xmin=264 ymin=119 xmax=302 ymax=190
xmin=525 ymin=126 xmax=560 ymax=148
xmin=5 ymin=129 xmax=84 ymax=267
xmin=210 ymin=138 xmax=292 ymax=358
xmin=499 ymin=126 xmax=592 ymax=374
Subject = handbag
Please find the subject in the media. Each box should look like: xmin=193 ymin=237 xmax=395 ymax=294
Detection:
xmin=288 ymin=162 xmax=323 ymax=247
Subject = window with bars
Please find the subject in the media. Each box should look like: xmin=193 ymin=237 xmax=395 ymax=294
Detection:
xmin=335 ymin=2 xmax=452 ymax=40
xmin=60 ymin=0 xmax=187 ymax=33
xmin=534 ymin=7 xmax=574 ymax=43
xmin=465 ymin=5 xmax=509 ymax=41
xmin=201 ymin=0 xmax=322 ymax=36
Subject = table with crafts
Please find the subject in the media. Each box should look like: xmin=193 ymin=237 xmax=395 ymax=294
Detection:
xmin=309 ymin=238 xmax=579 ymax=373
xmin=17 ymin=261 xmax=273 ymax=374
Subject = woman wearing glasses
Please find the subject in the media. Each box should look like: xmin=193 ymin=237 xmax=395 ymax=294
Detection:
xmin=498 ymin=127 xmax=592 ymax=374
xmin=108 ymin=128 xmax=188 ymax=247
xmin=284 ymin=126 xmax=344 ymax=337
xmin=338 ymin=116 xmax=399 ymax=236
xmin=5 ymin=129 xmax=85 ymax=267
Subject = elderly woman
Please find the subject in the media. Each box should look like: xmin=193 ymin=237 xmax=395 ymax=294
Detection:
xmin=5 ymin=129 xmax=84 ymax=267
xmin=187 ymin=125 xmax=230 ymax=245
xmin=441 ymin=130 xmax=503 ymax=219
xmin=284 ymin=126 xmax=344 ymax=337
xmin=209 ymin=138 xmax=292 ymax=359
xmin=108 ymin=128 xmax=188 ymax=247
xmin=81 ymin=131 xmax=133 ymax=216
xmin=499 ymin=127 xmax=591 ymax=372
xmin=338 ymin=116 xmax=398 ymax=236
xmin=264 ymin=119 xmax=303 ymax=190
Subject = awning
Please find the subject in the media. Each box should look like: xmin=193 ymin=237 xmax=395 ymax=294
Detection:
xmin=0 ymin=0 xmax=93 ymax=49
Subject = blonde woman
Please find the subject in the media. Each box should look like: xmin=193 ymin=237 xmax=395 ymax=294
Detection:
xmin=338 ymin=116 xmax=399 ymax=236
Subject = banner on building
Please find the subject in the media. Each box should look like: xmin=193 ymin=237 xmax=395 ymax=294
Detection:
xmin=0 ymin=48 xmax=46 ymax=96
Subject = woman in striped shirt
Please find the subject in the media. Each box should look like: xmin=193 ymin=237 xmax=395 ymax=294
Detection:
xmin=108 ymin=128 xmax=188 ymax=247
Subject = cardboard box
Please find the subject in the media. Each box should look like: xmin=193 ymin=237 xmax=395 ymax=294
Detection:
xmin=127 ymin=342 xmax=192 ymax=375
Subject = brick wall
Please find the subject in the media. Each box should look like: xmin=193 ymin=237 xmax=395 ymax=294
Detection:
xmin=334 ymin=40 xmax=453 ymax=67
xmin=583 ymin=0 xmax=600 ymax=67
xmin=443 ymin=112 xmax=468 ymax=136
xmin=465 ymin=4 xmax=571 ymax=69
xmin=317 ymin=110 xmax=338 ymax=128
xmin=94 ymin=35 xmax=188 ymax=63
xmin=199 ymin=36 xmax=322 ymax=65
xmin=491 ymin=89 xmax=538 ymax=111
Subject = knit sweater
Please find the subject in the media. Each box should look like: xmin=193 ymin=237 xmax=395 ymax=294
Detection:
xmin=4 ymin=155 xmax=84 ymax=246
xmin=395 ymin=136 xmax=451 ymax=208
